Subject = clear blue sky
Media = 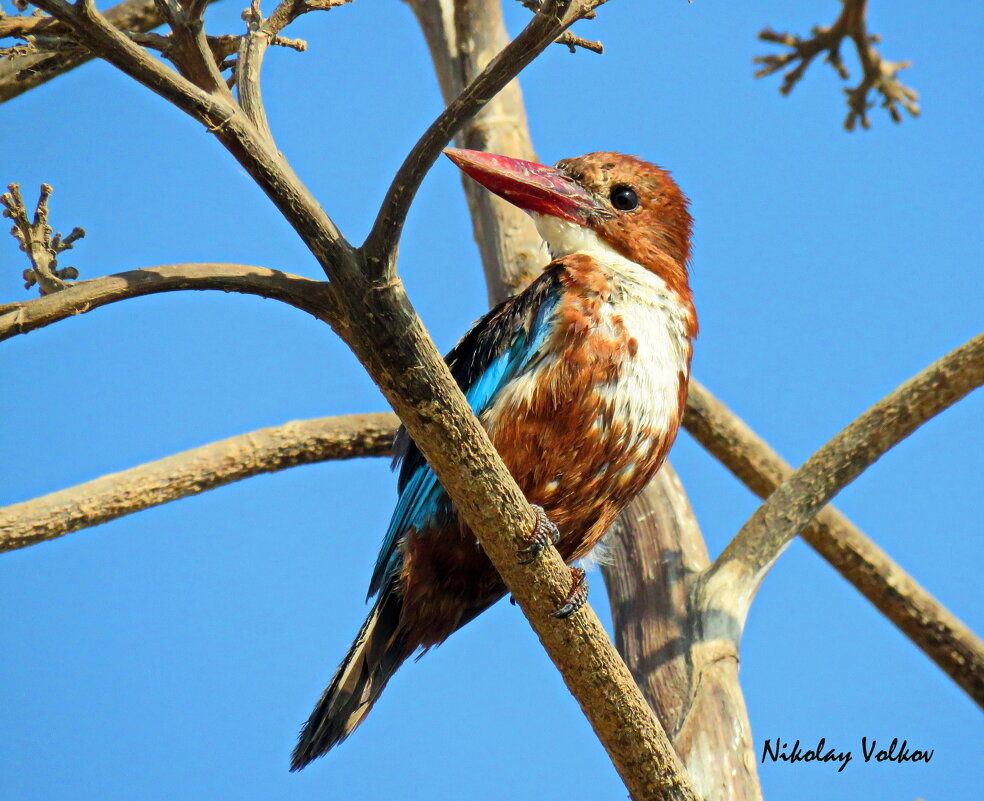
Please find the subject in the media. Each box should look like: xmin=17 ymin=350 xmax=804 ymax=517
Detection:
xmin=1 ymin=1 xmax=981 ymax=799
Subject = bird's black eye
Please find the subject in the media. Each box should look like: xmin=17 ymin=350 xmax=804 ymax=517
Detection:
xmin=610 ymin=185 xmax=639 ymax=211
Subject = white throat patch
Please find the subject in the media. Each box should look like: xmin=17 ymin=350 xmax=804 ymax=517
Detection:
xmin=532 ymin=213 xmax=629 ymax=265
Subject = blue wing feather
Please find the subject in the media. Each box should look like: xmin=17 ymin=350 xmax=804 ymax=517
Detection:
xmin=366 ymin=270 xmax=561 ymax=599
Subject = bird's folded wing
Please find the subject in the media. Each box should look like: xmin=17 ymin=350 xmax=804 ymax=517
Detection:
xmin=366 ymin=268 xmax=562 ymax=599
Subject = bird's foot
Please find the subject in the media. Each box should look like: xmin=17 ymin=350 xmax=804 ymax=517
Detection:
xmin=552 ymin=566 xmax=588 ymax=619
xmin=517 ymin=505 xmax=561 ymax=564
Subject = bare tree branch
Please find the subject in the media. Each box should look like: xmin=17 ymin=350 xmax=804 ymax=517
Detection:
xmin=148 ymin=0 xmax=229 ymax=92
xmin=697 ymin=333 xmax=984 ymax=637
xmin=361 ymin=0 xmax=607 ymax=279
xmin=514 ymin=0 xmax=603 ymax=53
xmin=235 ymin=0 xmax=277 ymax=139
xmin=0 ymin=413 xmax=397 ymax=553
xmin=410 ymin=5 xmax=758 ymax=798
xmin=10 ymin=2 xmax=702 ymax=795
xmin=407 ymin=0 xmax=548 ymax=304
xmin=263 ymin=0 xmax=353 ymax=36
xmin=683 ymin=379 xmax=984 ymax=710
xmin=755 ymin=0 xmax=919 ymax=130
xmin=28 ymin=0 xmax=356 ymax=280
xmin=0 ymin=262 xmax=338 ymax=341
xmin=0 ymin=0 xmax=221 ymax=103
xmin=1 ymin=181 xmax=84 ymax=295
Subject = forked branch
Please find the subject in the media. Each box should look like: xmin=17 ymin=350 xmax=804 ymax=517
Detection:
xmin=515 ymin=0 xmax=603 ymax=53
xmin=697 ymin=333 xmax=984 ymax=636
xmin=684 ymin=380 xmax=984 ymax=709
xmin=1 ymin=182 xmax=84 ymax=295
xmin=0 ymin=0 xmax=223 ymax=102
xmin=755 ymin=0 xmax=919 ymax=130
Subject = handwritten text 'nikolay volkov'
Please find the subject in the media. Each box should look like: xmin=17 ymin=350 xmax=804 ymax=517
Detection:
xmin=761 ymin=737 xmax=934 ymax=773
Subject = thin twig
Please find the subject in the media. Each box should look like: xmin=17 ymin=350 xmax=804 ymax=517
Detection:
xmin=515 ymin=0 xmax=603 ymax=53
xmin=754 ymin=0 xmax=919 ymax=130
xmin=1 ymin=182 xmax=84 ymax=295
xmin=697 ymin=333 xmax=984 ymax=636
xmin=0 ymin=0 xmax=224 ymax=103
xmin=558 ymin=31 xmax=602 ymax=54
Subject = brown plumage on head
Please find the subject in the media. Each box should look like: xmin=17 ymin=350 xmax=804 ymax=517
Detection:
xmin=556 ymin=152 xmax=694 ymax=308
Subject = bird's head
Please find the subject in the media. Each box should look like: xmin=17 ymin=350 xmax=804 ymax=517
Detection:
xmin=444 ymin=148 xmax=693 ymax=299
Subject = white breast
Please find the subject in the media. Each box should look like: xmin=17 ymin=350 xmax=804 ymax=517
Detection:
xmin=599 ymin=269 xmax=691 ymax=439
xmin=532 ymin=213 xmax=692 ymax=439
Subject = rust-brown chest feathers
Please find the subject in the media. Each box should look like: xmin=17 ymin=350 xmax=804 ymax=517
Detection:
xmin=399 ymin=252 xmax=694 ymax=645
xmin=484 ymin=253 xmax=693 ymax=560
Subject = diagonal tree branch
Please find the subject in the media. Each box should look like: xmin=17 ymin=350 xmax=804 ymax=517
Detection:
xmin=683 ymin=380 xmax=984 ymax=709
xmin=13 ymin=1 xmax=699 ymax=796
xmin=0 ymin=0 xmax=223 ymax=103
xmin=696 ymin=333 xmax=984 ymax=638
xmin=407 ymin=0 xmax=548 ymax=305
xmin=0 ymin=413 xmax=397 ymax=553
xmin=361 ymin=0 xmax=606 ymax=279
xmin=409 ymin=4 xmax=757 ymax=798
xmin=0 ymin=263 xmax=339 ymax=342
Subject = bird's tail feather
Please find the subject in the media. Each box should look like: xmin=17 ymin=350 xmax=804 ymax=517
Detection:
xmin=290 ymin=589 xmax=409 ymax=771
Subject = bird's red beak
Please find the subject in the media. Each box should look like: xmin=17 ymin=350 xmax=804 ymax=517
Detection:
xmin=444 ymin=148 xmax=604 ymax=224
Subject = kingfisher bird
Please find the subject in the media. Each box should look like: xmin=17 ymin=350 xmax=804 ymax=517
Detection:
xmin=291 ymin=148 xmax=697 ymax=770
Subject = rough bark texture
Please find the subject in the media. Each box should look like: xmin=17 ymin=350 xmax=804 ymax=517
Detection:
xmin=604 ymin=475 xmax=760 ymax=801
xmin=409 ymin=3 xmax=762 ymax=799
xmin=0 ymin=0 xmax=168 ymax=103
xmin=0 ymin=263 xmax=337 ymax=342
xmin=0 ymin=413 xmax=397 ymax=552
xmin=409 ymin=0 xmax=546 ymax=304
xmin=683 ymin=379 xmax=984 ymax=710
xmin=699 ymin=333 xmax=984 ymax=635
xmin=11 ymin=2 xmax=705 ymax=797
